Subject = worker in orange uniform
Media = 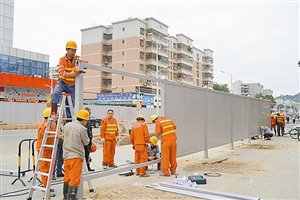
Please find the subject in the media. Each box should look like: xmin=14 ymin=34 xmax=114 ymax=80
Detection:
xmin=270 ymin=114 xmax=276 ymax=136
xmin=100 ymin=109 xmax=119 ymax=169
xmin=36 ymin=107 xmax=57 ymax=197
xmin=130 ymin=115 xmax=150 ymax=177
xmin=50 ymin=40 xmax=85 ymax=120
xmin=276 ymin=113 xmax=285 ymax=136
xmin=62 ymin=109 xmax=90 ymax=200
xmin=151 ymin=114 xmax=177 ymax=177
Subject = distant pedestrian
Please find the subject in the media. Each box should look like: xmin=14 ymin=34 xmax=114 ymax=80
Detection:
xmin=100 ymin=109 xmax=119 ymax=169
xmin=276 ymin=113 xmax=285 ymax=136
xmin=130 ymin=115 xmax=150 ymax=177
xmin=292 ymin=114 xmax=296 ymax=123
xmin=151 ymin=114 xmax=177 ymax=177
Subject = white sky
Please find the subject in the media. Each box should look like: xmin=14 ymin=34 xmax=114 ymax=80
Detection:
xmin=12 ymin=0 xmax=299 ymax=97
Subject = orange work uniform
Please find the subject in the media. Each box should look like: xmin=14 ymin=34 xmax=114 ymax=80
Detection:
xmin=100 ymin=117 xmax=119 ymax=166
xmin=155 ymin=117 xmax=177 ymax=176
xmin=36 ymin=119 xmax=57 ymax=188
xmin=58 ymin=55 xmax=80 ymax=86
xmin=130 ymin=121 xmax=150 ymax=176
xmin=271 ymin=116 xmax=276 ymax=134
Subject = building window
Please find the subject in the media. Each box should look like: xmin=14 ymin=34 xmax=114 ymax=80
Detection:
xmin=122 ymin=52 xmax=125 ymax=55
xmin=140 ymin=64 xmax=144 ymax=71
xmin=103 ymin=44 xmax=112 ymax=51
xmin=123 ymin=28 xmax=125 ymax=31
xmin=122 ymin=64 xmax=125 ymax=68
xmin=122 ymin=40 xmax=125 ymax=43
xmin=103 ymin=33 xmax=112 ymax=40
xmin=122 ymin=76 xmax=124 ymax=80
xmin=140 ymin=28 xmax=145 ymax=35
xmin=121 ymin=88 xmax=124 ymax=93
xmin=140 ymin=52 xmax=144 ymax=59
xmin=140 ymin=39 xmax=144 ymax=47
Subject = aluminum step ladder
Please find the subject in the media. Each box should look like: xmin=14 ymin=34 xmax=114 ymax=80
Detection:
xmin=27 ymin=93 xmax=93 ymax=200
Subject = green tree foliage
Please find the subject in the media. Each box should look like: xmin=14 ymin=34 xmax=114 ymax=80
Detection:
xmin=255 ymin=93 xmax=275 ymax=103
xmin=213 ymin=83 xmax=230 ymax=93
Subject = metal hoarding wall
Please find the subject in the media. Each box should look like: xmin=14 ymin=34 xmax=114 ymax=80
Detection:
xmin=163 ymin=81 xmax=270 ymax=158
xmin=164 ymin=82 xmax=206 ymax=157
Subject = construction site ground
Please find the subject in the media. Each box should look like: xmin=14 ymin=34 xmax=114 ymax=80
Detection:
xmin=0 ymin=123 xmax=299 ymax=200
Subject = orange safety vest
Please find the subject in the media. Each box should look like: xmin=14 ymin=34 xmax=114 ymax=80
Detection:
xmin=100 ymin=117 xmax=119 ymax=140
xmin=155 ymin=117 xmax=177 ymax=140
xmin=58 ymin=55 xmax=80 ymax=86
xmin=276 ymin=115 xmax=284 ymax=123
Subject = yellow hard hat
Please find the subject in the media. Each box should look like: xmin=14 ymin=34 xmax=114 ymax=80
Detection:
xmin=76 ymin=109 xmax=89 ymax=120
xmin=150 ymin=115 xmax=158 ymax=122
xmin=43 ymin=107 xmax=51 ymax=117
xmin=260 ymin=126 xmax=264 ymax=129
xmin=150 ymin=136 xmax=158 ymax=145
xmin=136 ymin=115 xmax=145 ymax=120
xmin=66 ymin=40 xmax=77 ymax=49
xmin=271 ymin=114 xmax=274 ymax=117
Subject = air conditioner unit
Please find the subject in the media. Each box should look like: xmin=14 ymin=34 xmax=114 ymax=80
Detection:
xmin=104 ymin=60 xmax=108 ymax=64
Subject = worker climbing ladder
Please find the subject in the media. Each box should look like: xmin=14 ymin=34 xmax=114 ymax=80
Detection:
xmin=27 ymin=93 xmax=93 ymax=200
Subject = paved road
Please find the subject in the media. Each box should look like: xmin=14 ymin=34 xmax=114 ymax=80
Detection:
xmin=0 ymin=122 xmax=299 ymax=199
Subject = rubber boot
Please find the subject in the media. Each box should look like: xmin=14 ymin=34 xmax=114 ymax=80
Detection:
xmin=87 ymin=163 xmax=95 ymax=172
xmin=67 ymin=186 xmax=78 ymax=200
xmin=63 ymin=182 xmax=68 ymax=200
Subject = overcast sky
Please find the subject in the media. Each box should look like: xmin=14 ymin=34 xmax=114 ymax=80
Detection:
xmin=12 ymin=0 xmax=299 ymax=97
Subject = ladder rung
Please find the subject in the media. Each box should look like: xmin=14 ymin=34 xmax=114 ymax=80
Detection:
xmin=42 ymin=144 xmax=54 ymax=148
xmin=32 ymin=185 xmax=46 ymax=192
xmin=35 ymin=171 xmax=50 ymax=177
xmin=45 ymin=131 xmax=56 ymax=134
xmin=38 ymin=158 xmax=52 ymax=162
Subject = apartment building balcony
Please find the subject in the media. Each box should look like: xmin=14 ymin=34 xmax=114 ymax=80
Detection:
xmin=146 ymin=68 xmax=168 ymax=77
xmin=146 ymin=33 xmax=168 ymax=46
xmin=203 ymin=64 xmax=214 ymax=73
xmin=146 ymin=47 xmax=168 ymax=57
xmin=202 ymin=73 xmax=214 ymax=81
xmin=176 ymin=47 xmax=193 ymax=56
xmin=202 ymin=56 xmax=214 ymax=64
xmin=177 ymin=58 xmax=193 ymax=66
xmin=146 ymin=58 xmax=169 ymax=67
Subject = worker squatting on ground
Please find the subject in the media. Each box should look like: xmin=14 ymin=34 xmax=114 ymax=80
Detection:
xmin=130 ymin=115 xmax=150 ymax=177
xmin=50 ymin=40 xmax=82 ymax=120
xmin=84 ymin=107 xmax=95 ymax=171
xmin=260 ymin=126 xmax=274 ymax=140
xmin=276 ymin=113 xmax=285 ymax=136
xmin=62 ymin=109 xmax=90 ymax=200
xmin=36 ymin=107 xmax=57 ymax=197
xmin=271 ymin=114 xmax=277 ymax=135
xmin=151 ymin=115 xmax=177 ymax=177
xmin=100 ymin=109 xmax=119 ymax=169
xmin=148 ymin=136 xmax=161 ymax=170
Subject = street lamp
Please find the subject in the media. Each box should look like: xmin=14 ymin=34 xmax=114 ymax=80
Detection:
xmin=220 ymin=70 xmax=234 ymax=93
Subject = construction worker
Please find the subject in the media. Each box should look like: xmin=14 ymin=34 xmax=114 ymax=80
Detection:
xmin=84 ymin=107 xmax=95 ymax=171
xmin=260 ymin=126 xmax=274 ymax=140
xmin=100 ymin=109 xmax=119 ymax=169
xmin=148 ymin=136 xmax=161 ymax=170
xmin=130 ymin=115 xmax=150 ymax=177
xmin=270 ymin=114 xmax=276 ymax=136
xmin=151 ymin=114 xmax=177 ymax=177
xmin=62 ymin=109 xmax=90 ymax=200
xmin=36 ymin=107 xmax=57 ymax=197
xmin=50 ymin=40 xmax=82 ymax=120
xmin=276 ymin=113 xmax=285 ymax=136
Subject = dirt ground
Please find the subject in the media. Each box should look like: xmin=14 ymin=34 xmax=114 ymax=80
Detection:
xmin=82 ymin=140 xmax=281 ymax=200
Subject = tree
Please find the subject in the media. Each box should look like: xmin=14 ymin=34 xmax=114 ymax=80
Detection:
xmin=254 ymin=93 xmax=275 ymax=103
xmin=213 ymin=83 xmax=230 ymax=93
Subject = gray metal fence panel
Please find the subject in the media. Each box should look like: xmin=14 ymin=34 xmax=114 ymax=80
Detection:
xmin=165 ymin=83 xmax=206 ymax=157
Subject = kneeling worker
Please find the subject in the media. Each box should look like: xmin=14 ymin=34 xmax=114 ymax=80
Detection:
xmin=260 ymin=126 xmax=274 ymax=140
xmin=62 ymin=109 xmax=90 ymax=200
xmin=148 ymin=136 xmax=161 ymax=170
